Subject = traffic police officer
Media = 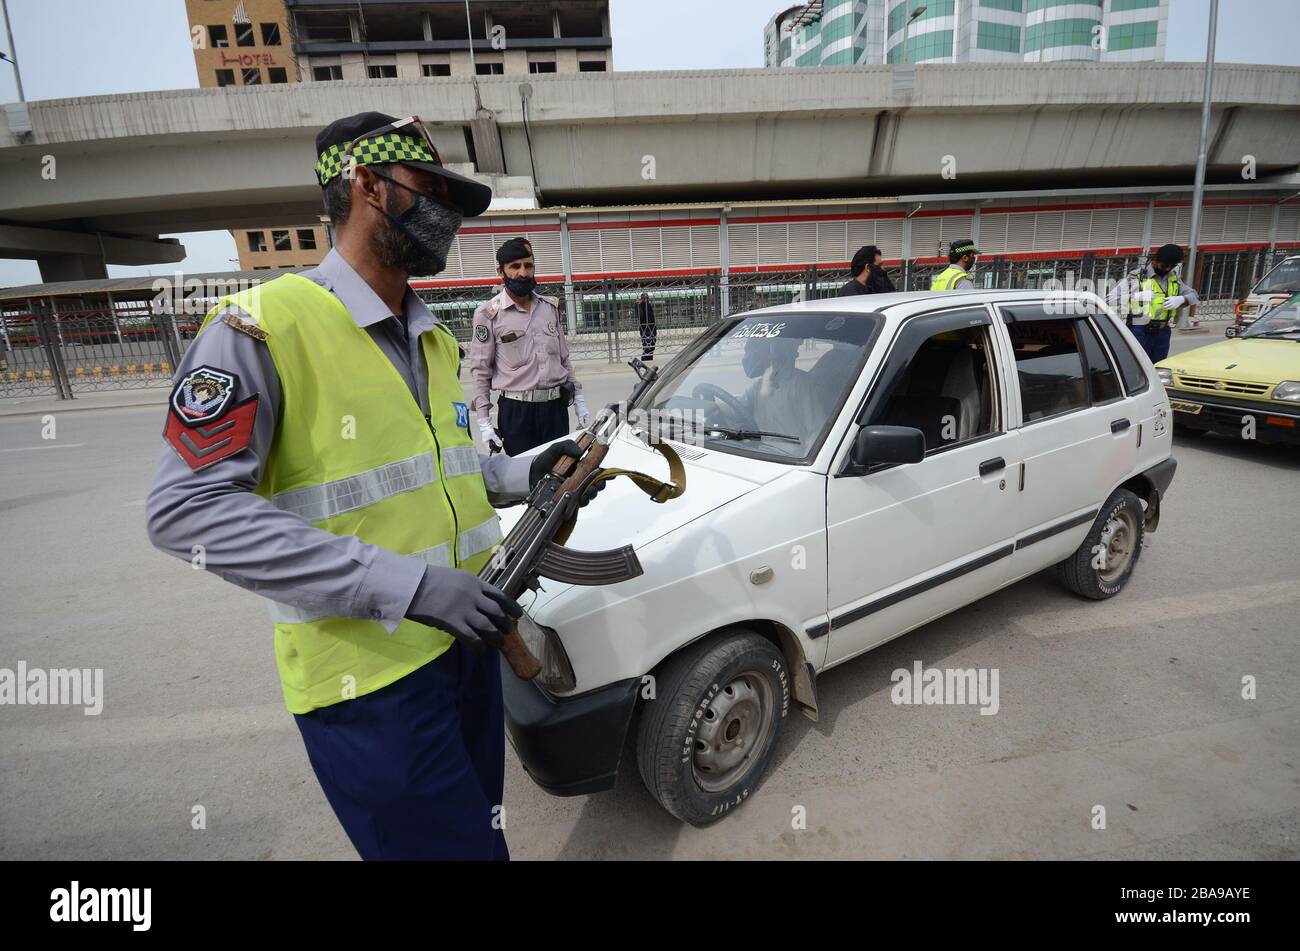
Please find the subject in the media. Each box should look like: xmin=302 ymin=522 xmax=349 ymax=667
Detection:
xmin=470 ymin=238 xmax=589 ymax=455
xmin=145 ymin=112 xmax=591 ymax=861
xmin=1106 ymin=243 xmax=1200 ymax=363
xmin=931 ymin=240 xmax=979 ymax=291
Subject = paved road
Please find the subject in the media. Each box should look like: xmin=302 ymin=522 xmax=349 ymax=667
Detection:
xmin=1 ymin=341 xmax=1297 ymax=860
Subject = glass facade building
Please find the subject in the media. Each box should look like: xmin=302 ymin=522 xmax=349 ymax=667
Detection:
xmin=764 ymin=0 xmax=1167 ymax=67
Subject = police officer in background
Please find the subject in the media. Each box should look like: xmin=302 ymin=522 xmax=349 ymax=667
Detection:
xmin=931 ymin=241 xmax=979 ymax=291
xmin=1106 ymin=243 xmax=1200 ymax=363
xmin=146 ymin=112 xmax=597 ymax=861
xmin=470 ymin=237 xmax=589 ymax=455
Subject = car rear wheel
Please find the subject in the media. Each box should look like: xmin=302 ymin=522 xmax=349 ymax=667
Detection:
xmin=1054 ymin=488 xmax=1145 ymax=600
xmin=635 ymin=630 xmax=789 ymax=826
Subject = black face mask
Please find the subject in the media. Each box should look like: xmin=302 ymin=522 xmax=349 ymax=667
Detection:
xmin=370 ymin=170 xmax=463 ymax=277
xmin=503 ymin=274 xmax=537 ymax=297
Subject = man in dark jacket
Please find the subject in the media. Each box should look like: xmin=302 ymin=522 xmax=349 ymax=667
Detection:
xmin=839 ymin=245 xmax=895 ymax=296
xmin=636 ymin=291 xmax=657 ymax=360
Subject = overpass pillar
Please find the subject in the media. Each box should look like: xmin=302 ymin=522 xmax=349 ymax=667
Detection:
xmin=36 ymin=252 xmax=108 ymax=283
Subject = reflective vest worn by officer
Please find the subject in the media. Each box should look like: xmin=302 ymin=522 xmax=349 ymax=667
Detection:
xmin=931 ymin=265 xmax=973 ymax=291
xmin=201 ymin=274 xmax=501 ymax=714
xmin=1131 ymin=270 xmax=1182 ymax=327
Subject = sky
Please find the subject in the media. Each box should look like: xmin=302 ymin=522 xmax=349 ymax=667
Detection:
xmin=1 ymin=0 xmax=1295 ymax=286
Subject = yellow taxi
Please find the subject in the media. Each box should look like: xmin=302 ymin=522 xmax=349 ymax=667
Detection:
xmin=1155 ymin=293 xmax=1300 ymax=445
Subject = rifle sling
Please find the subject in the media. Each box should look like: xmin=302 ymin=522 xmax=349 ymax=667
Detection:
xmin=552 ymin=439 xmax=686 ymax=547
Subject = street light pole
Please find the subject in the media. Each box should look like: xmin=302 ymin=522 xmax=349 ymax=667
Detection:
xmin=1 ymin=0 xmax=27 ymax=102
xmin=901 ymin=6 xmax=927 ymax=65
xmin=1183 ymin=0 xmax=1219 ymax=331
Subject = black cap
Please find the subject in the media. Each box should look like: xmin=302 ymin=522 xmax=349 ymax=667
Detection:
xmin=950 ymin=240 xmax=980 ymax=257
xmin=315 ymin=111 xmax=492 ymax=218
xmin=496 ymin=237 xmax=533 ymax=266
xmin=1154 ymin=243 xmax=1184 ymax=265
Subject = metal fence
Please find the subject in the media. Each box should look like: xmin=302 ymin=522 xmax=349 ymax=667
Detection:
xmin=3 ymin=247 xmax=1287 ymax=400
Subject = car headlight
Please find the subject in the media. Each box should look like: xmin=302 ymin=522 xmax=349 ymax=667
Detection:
xmin=1156 ymin=367 xmax=1173 ymax=386
xmin=1272 ymin=380 xmax=1300 ymax=402
xmin=516 ymin=612 xmax=576 ymax=693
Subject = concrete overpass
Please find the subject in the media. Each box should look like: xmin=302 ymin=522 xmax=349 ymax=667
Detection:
xmin=2 ymin=62 xmax=1299 ymax=279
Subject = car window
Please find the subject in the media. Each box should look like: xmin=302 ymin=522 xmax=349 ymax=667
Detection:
xmin=1005 ymin=318 xmax=1089 ymax=423
xmin=863 ymin=308 xmax=999 ymax=453
xmin=1092 ymin=312 xmax=1150 ymax=395
xmin=1240 ymin=295 xmax=1300 ymax=338
xmin=1254 ymin=257 xmax=1300 ymax=295
xmin=1077 ymin=318 xmax=1122 ymax=404
xmin=645 ymin=312 xmax=881 ymax=463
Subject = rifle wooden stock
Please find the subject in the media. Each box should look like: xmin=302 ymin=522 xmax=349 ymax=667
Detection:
xmin=500 ymin=623 xmax=543 ymax=680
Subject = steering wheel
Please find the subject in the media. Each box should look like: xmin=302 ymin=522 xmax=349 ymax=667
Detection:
xmin=692 ymin=383 xmax=757 ymax=429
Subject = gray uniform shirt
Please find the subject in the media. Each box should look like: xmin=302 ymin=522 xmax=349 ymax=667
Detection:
xmin=145 ymin=248 xmax=532 ymax=633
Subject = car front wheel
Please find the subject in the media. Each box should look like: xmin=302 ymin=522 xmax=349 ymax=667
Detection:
xmin=1054 ymin=488 xmax=1145 ymax=599
xmin=635 ymin=630 xmax=789 ymax=826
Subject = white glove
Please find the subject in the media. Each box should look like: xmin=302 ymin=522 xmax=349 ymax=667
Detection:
xmin=574 ymin=393 xmax=591 ymax=427
xmin=477 ymin=416 xmax=503 ymax=453
xmin=1131 ymin=289 xmax=1156 ymax=303
xmin=1162 ymin=295 xmax=1186 ymax=311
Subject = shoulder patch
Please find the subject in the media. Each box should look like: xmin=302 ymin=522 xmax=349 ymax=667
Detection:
xmin=474 ymin=324 xmax=489 ymax=342
xmin=540 ymin=294 xmax=560 ymax=308
xmin=164 ymin=366 xmax=258 ymax=471
xmin=482 ymin=299 xmax=500 ymax=319
xmin=222 ymin=312 xmax=267 ymax=341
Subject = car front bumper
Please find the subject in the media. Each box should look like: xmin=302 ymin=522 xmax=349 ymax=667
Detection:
xmin=1166 ymin=390 xmax=1300 ymax=445
xmin=500 ymin=655 xmax=641 ymax=796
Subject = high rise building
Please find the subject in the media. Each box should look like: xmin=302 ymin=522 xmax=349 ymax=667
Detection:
xmin=765 ymin=0 xmax=1168 ymax=68
xmin=184 ymin=1 xmax=612 ymax=269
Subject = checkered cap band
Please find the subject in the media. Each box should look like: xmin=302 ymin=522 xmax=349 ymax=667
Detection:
xmin=315 ymin=133 xmax=439 ymax=186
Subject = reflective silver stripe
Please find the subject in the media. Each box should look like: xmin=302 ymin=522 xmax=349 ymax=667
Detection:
xmin=441 ymin=445 xmax=482 ymax=479
xmin=411 ymin=541 xmax=452 ymax=568
xmin=271 ymin=452 xmax=437 ymax=522
xmin=268 ymin=601 xmax=327 ymax=625
xmin=458 ymin=515 xmax=503 ymax=561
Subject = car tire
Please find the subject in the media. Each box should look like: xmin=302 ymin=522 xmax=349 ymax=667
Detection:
xmin=1173 ymin=422 xmax=1205 ymax=438
xmin=636 ymin=629 xmax=789 ymax=826
xmin=1054 ymin=488 xmax=1145 ymax=600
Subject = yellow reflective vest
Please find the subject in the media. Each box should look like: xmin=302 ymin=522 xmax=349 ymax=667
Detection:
xmin=1140 ymin=272 xmax=1181 ymax=326
xmin=931 ymin=265 xmax=972 ymax=291
xmin=202 ymin=274 xmax=502 ymax=714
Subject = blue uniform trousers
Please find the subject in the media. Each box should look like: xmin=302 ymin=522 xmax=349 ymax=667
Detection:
xmin=1134 ymin=323 xmax=1172 ymax=363
xmin=294 ymin=642 xmax=509 ymax=861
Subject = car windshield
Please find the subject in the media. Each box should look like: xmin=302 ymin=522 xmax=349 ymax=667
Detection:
xmin=1240 ymin=295 xmax=1300 ymax=338
xmin=644 ymin=311 xmax=881 ymax=463
xmin=1253 ymin=258 xmax=1300 ymax=295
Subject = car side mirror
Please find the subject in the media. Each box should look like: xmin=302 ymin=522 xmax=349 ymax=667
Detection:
xmin=850 ymin=425 xmax=926 ymax=469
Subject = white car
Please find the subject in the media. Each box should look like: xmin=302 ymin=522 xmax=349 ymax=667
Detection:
xmin=502 ymin=290 xmax=1177 ymax=826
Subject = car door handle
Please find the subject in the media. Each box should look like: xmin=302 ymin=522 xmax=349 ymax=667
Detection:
xmin=978 ymin=457 xmax=1006 ymax=477
xmin=1111 ymin=418 xmax=1131 ymax=433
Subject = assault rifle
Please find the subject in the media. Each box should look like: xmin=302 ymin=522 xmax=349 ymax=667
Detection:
xmin=484 ymin=358 xmax=686 ymax=679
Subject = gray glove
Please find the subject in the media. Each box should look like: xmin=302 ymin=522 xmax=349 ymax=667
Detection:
xmin=404 ymin=565 xmax=522 ymax=653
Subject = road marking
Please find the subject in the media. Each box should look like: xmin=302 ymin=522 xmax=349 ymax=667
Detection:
xmin=1011 ymin=580 xmax=1300 ymax=639
xmin=0 ymin=443 xmax=88 ymax=453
